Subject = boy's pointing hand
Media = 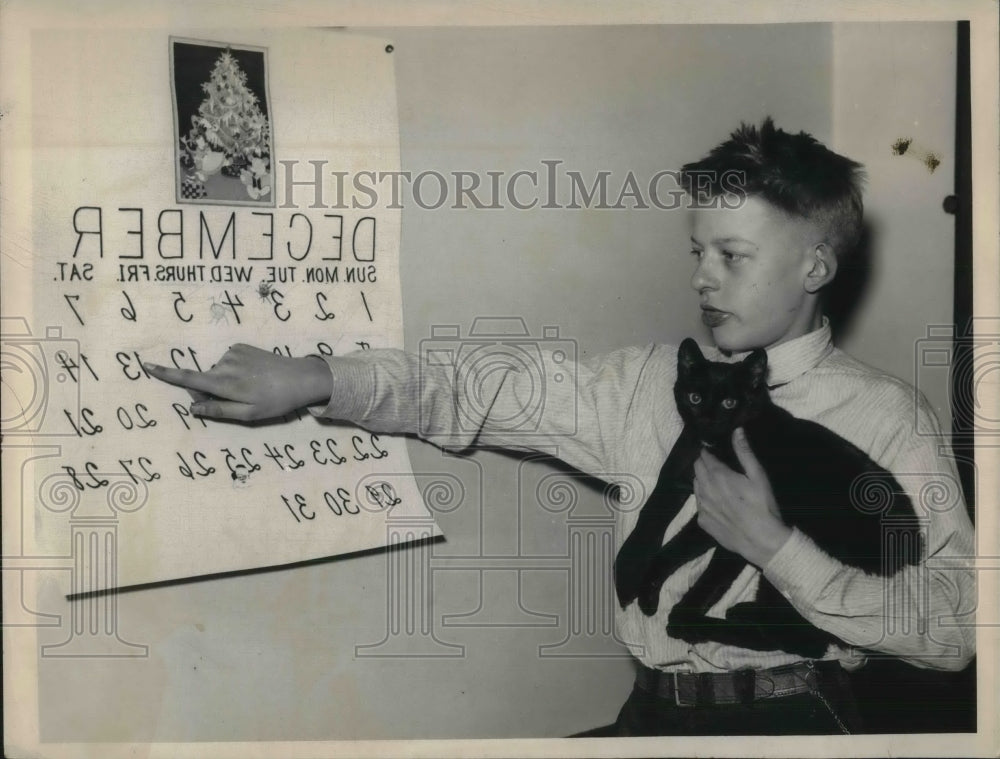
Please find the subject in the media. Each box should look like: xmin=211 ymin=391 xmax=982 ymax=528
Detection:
xmin=144 ymin=344 xmax=333 ymax=422
xmin=693 ymin=427 xmax=793 ymax=568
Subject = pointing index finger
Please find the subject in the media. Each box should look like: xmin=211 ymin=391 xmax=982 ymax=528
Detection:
xmin=144 ymin=362 xmax=223 ymax=395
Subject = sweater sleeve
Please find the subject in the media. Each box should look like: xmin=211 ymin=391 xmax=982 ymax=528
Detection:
xmin=309 ymin=343 xmax=657 ymax=481
xmin=762 ymin=388 xmax=976 ymax=671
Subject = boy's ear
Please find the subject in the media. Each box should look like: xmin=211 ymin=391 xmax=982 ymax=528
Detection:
xmin=804 ymin=243 xmax=838 ymax=293
xmin=678 ymin=338 xmax=704 ymax=373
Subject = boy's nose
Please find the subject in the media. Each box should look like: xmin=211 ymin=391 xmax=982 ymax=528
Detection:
xmin=690 ymin=261 xmax=719 ymax=293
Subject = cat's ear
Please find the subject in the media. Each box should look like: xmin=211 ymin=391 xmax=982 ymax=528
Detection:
xmin=678 ymin=338 xmax=704 ymax=373
xmin=744 ymin=349 xmax=768 ymax=388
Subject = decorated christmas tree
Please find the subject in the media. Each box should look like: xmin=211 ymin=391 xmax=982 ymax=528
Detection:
xmin=179 ymin=49 xmax=271 ymax=200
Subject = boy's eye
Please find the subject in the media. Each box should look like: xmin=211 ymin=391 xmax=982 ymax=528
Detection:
xmin=721 ymin=398 xmax=738 ymax=409
xmin=689 ymin=249 xmax=704 ymax=259
xmin=687 ymin=392 xmax=702 ymax=405
xmin=722 ymin=251 xmax=744 ymax=263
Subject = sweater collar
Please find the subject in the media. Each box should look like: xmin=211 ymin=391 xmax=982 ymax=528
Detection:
xmin=705 ymin=317 xmax=834 ymax=388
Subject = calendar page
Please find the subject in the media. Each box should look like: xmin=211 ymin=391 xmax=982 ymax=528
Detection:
xmin=7 ymin=27 xmax=439 ymax=591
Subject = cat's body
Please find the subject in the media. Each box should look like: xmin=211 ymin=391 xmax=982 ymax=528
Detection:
xmin=613 ymin=338 xmax=922 ymax=658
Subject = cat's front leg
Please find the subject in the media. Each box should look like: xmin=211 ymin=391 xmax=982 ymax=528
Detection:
xmin=663 ymin=546 xmax=746 ymax=639
xmin=723 ymin=581 xmax=836 ymax=658
xmin=614 ymin=484 xmax=692 ymax=609
xmin=614 ymin=430 xmax=701 ymax=609
xmin=636 ymin=518 xmax=716 ymax=616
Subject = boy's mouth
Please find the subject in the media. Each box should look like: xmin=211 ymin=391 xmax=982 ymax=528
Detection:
xmin=700 ymin=306 xmax=731 ymax=328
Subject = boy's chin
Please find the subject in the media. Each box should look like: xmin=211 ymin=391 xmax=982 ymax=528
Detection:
xmin=709 ymin=326 xmax=754 ymax=354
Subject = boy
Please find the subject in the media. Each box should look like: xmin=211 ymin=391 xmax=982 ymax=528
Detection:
xmin=146 ymin=119 xmax=975 ymax=735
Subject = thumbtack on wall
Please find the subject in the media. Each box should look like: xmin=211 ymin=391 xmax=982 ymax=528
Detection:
xmin=891 ymin=137 xmax=942 ymax=173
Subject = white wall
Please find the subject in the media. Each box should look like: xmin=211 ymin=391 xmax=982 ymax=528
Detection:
xmin=831 ymin=22 xmax=957 ymax=431
xmin=37 ymin=22 xmax=957 ymax=742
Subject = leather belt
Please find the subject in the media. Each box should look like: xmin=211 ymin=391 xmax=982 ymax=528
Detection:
xmin=635 ymin=660 xmax=836 ymax=707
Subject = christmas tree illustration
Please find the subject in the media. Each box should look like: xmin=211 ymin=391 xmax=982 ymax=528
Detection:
xmin=179 ymin=49 xmax=271 ymax=200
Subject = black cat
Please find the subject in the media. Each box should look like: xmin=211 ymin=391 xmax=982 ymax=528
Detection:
xmin=613 ymin=338 xmax=922 ymax=658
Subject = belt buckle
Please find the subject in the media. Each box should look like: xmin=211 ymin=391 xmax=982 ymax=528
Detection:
xmin=673 ymin=671 xmax=698 ymax=707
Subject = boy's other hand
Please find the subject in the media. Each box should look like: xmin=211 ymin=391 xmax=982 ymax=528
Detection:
xmin=144 ymin=344 xmax=333 ymax=422
xmin=693 ymin=427 xmax=793 ymax=568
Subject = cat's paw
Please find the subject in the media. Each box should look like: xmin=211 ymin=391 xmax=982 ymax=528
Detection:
xmin=615 ymin=584 xmax=637 ymax=610
xmin=666 ymin=612 xmax=711 ymax=643
xmin=637 ymin=583 xmax=661 ymax=616
xmin=613 ymin=564 xmax=641 ymax=609
xmin=635 ymin=562 xmax=669 ymax=616
xmin=724 ymin=601 xmax=762 ymax=625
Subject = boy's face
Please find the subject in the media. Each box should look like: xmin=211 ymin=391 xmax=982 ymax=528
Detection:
xmin=689 ymin=195 xmax=823 ymax=353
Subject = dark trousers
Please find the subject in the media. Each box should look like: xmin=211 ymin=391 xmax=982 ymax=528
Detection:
xmin=572 ymin=666 xmax=861 ymax=737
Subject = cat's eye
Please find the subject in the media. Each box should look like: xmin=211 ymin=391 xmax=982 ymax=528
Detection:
xmin=721 ymin=398 xmax=738 ymax=409
xmin=687 ymin=392 xmax=702 ymax=405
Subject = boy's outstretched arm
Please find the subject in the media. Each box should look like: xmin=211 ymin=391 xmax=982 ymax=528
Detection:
xmin=145 ymin=340 xmax=660 ymax=481
xmin=144 ymin=344 xmax=333 ymax=421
